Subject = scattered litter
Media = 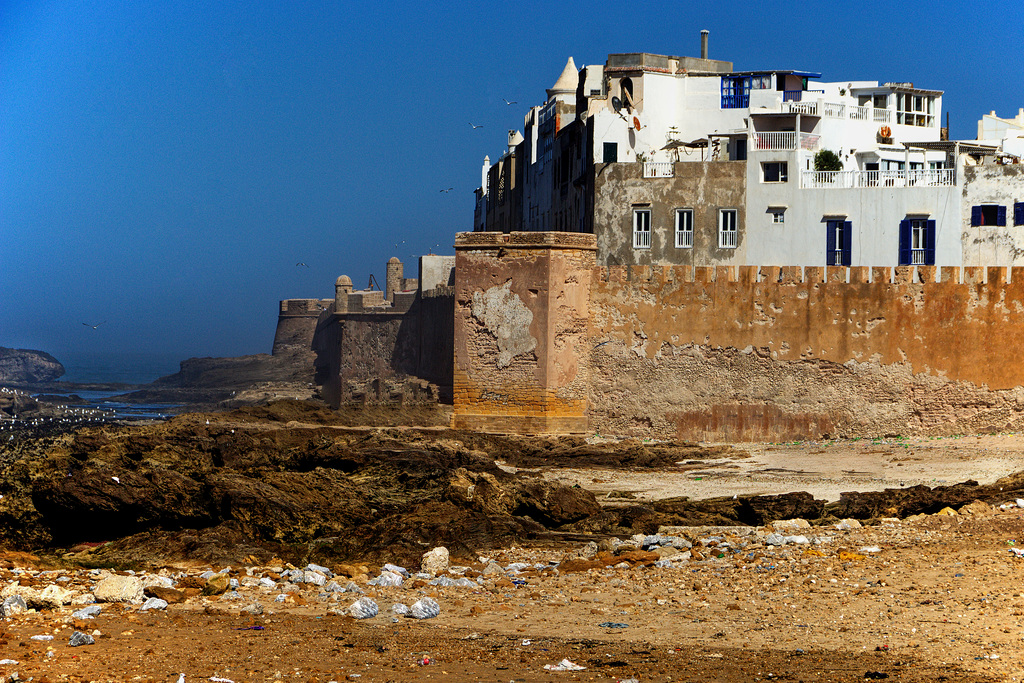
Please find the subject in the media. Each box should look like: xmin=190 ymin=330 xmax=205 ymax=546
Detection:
xmin=864 ymin=673 xmax=889 ymax=680
xmin=409 ymin=597 xmax=440 ymax=619
xmin=30 ymin=635 xmax=54 ymax=641
xmin=0 ymin=659 xmax=18 ymax=665
xmin=68 ymin=631 xmax=95 ymax=647
xmin=235 ymin=626 xmax=264 ymax=631
xmin=598 ymin=622 xmax=629 ymax=629
xmin=210 ymin=678 xmax=235 ymax=682
xmin=417 ymin=655 xmax=431 ymax=666
xmin=544 ymin=658 xmax=586 ymax=671
xmin=521 ymin=639 xmax=531 ymax=646
xmin=859 ymin=546 xmax=882 ymax=553
xmin=349 ymin=597 xmax=379 ymax=619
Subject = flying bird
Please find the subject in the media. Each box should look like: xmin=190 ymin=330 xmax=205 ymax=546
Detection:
xmin=503 ymin=98 xmax=517 ymax=106
xmin=296 ymin=262 xmax=309 ymax=267
xmin=440 ymin=187 xmax=453 ymax=193
xmin=469 ymin=123 xmax=483 ymax=129
xmin=82 ymin=321 xmax=106 ymax=329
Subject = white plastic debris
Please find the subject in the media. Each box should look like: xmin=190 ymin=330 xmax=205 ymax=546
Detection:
xmin=368 ymin=570 xmax=403 ymax=587
xmin=409 ymin=597 xmax=440 ymax=620
xmin=140 ymin=597 xmax=168 ymax=611
xmin=30 ymin=635 xmax=54 ymax=641
xmin=348 ymin=596 xmax=378 ymax=619
xmin=543 ymin=658 xmax=586 ymax=671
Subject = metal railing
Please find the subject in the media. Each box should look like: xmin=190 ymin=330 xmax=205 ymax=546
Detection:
xmin=754 ymin=132 xmax=820 ymax=151
xmin=675 ymin=229 xmax=693 ymax=248
xmin=633 ymin=230 xmax=651 ymax=249
xmin=873 ymin=108 xmax=892 ymax=123
xmin=823 ymin=102 xmax=845 ymax=118
xmin=801 ymin=168 xmax=955 ymax=188
xmin=642 ymin=162 xmax=674 ymax=178
xmin=782 ymin=89 xmax=824 ymax=102
xmin=849 ymin=105 xmax=869 ymax=121
xmin=785 ymin=101 xmax=818 ymax=115
xmin=755 ymin=131 xmax=796 ymax=150
xmin=910 ymin=249 xmax=926 ymax=265
xmin=719 ymin=229 xmax=737 ymax=248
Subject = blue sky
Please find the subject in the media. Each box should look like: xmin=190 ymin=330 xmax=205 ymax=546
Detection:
xmin=2 ymin=0 xmax=1022 ymax=368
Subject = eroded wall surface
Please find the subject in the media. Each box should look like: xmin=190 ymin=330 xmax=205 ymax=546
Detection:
xmin=453 ymin=232 xmax=596 ymax=433
xmin=589 ymin=264 xmax=1024 ymax=440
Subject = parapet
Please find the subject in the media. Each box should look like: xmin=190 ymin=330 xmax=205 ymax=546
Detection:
xmin=455 ymin=231 xmax=598 ymax=251
xmin=278 ymin=299 xmax=331 ymax=317
xmin=593 ymin=264 xmax=1019 ymax=286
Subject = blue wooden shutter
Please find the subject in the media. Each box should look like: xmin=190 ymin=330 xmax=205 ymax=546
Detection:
xmin=898 ymin=219 xmax=911 ymax=265
xmin=971 ymin=206 xmax=982 ymax=226
xmin=826 ymin=221 xmax=836 ymax=265
xmin=1016 ymin=202 xmax=1024 ymax=226
xmin=997 ymin=205 xmax=1007 ymax=226
xmin=842 ymin=221 xmax=853 ymax=266
xmin=925 ymin=220 xmax=936 ymax=265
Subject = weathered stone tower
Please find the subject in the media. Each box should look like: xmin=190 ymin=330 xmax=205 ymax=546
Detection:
xmin=452 ymin=231 xmax=597 ymax=433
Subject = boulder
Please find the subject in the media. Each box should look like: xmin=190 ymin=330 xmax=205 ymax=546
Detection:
xmin=94 ymin=575 xmax=144 ymax=604
xmin=420 ymin=547 xmax=449 ymax=575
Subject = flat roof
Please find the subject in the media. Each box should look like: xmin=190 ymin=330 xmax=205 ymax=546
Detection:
xmin=731 ymin=70 xmax=822 ymax=79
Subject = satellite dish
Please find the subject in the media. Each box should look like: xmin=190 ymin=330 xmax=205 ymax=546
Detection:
xmin=633 ymin=116 xmax=641 ymax=131
xmin=611 ymin=96 xmax=622 ymax=112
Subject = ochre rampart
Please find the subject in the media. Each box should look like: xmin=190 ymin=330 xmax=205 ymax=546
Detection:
xmin=589 ymin=264 xmax=1024 ymax=440
xmin=453 ymin=232 xmax=596 ymax=433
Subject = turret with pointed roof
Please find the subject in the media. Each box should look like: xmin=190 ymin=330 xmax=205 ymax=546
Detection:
xmin=546 ymin=56 xmax=578 ymax=102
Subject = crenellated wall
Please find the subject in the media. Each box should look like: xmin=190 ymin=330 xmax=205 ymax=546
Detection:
xmin=588 ymin=263 xmax=1024 ymax=440
xmin=451 ymin=232 xmax=1024 ymax=439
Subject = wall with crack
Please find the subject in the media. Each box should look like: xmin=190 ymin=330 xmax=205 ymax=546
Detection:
xmin=589 ymin=263 xmax=1024 ymax=440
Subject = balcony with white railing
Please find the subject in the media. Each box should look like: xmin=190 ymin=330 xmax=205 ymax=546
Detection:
xmin=642 ymin=162 xmax=674 ymax=178
xmin=754 ymin=131 xmax=821 ymax=152
xmin=849 ymin=105 xmax=869 ymax=121
xmin=633 ymin=229 xmax=651 ymax=249
xmin=801 ymin=168 xmax=955 ymax=189
xmin=873 ymin=108 xmax=892 ymax=123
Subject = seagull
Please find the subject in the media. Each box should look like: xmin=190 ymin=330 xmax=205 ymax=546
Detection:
xmin=393 ymin=240 xmax=405 ymax=250
xmin=440 ymin=187 xmax=453 ymax=193
xmin=82 ymin=321 xmax=106 ymax=329
xmin=469 ymin=123 xmax=483 ymax=129
xmin=296 ymin=262 xmax=310 ymax=268
xmin=503 ymin=98 xmax=517 ymax=106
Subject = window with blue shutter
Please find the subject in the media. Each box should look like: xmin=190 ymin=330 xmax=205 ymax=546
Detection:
xmin=826 ymin=220 xmax=851 ymax=266
xmin=1016 ymin=202 xmax=1024 ymax=226
xmin=898 ymin=219 xmax=912 ymax=265
xmin=973 ymin=205 xmax=1002 ymax=226
xmin=925 ymin=219 xmax=936 ymax=265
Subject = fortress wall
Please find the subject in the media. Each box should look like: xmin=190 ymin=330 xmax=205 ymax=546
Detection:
xmin=272 ymin=299 xmax=331 ymax=356
xmin=453 ymin=232 xmax=596 ymax=433
xmin=589 ymin=264 xmax=1024 ymax=440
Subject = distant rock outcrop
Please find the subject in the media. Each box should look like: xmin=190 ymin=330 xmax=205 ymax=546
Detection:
xmin=0 ymin=348 xmax=65 ymax=384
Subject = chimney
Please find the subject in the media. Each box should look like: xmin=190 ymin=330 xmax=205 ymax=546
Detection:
xmin=700 ymin=30 xmax=709 ymax=59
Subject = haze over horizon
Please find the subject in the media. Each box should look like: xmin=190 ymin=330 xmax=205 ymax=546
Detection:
xmin=3 ymin=0 xmax=1022 ymax=373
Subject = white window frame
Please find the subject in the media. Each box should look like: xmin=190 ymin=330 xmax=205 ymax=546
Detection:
xmin=719 ymin=209 xmax=738 ymax=248
xmin=910 ymin=218 xmax=927 ymax=264
xmin=762 ymin=161 xmax=788 ymax=183
xmin=674 ymin=208 xmax=693 ymax=248
xmin=632 ymin=208 xmax=651 ymax=249
xmin=771 ymin=210 xmax=785 ymax=224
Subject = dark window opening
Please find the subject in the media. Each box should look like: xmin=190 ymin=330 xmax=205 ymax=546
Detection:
xmin=971 ymin=204 xmax=1006 ymax=227
xmin=762 ymin=162 xmax=788 ymax=182
xmin=1016 ymin=202 xmax=1024 ymax=226
xmin=603 ymin=142 xmax=618 ymax=164
xmin=621 ymin=78 xmax=634 ymax=109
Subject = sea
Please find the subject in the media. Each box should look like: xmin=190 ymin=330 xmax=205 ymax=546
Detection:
xmin=34 ymin=350 xmax=188 ymax=421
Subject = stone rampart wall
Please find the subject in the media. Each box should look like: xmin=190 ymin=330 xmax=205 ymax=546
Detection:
xmin=589 ymin=263 xmax=1024 ymax=440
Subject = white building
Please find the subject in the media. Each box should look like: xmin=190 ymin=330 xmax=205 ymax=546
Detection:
xmin=475 ymin=34 xmax=1024 ymax=270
